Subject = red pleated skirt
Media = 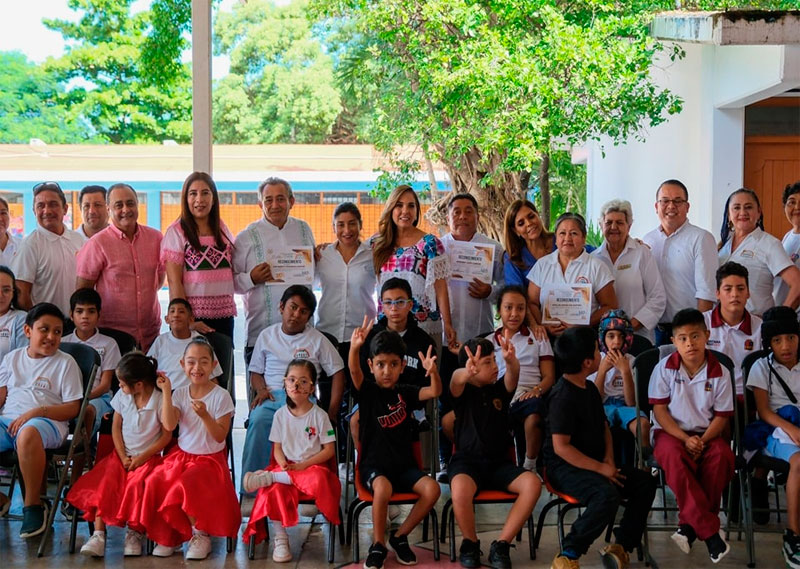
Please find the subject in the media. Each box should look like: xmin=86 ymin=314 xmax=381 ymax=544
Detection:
xmin=66 ymin=452 xmax=161 ymax=532
xmin=140 ymin=449 xmax=241 ymax=546
xmin=242 ymin=464 xmax=341 ymax=545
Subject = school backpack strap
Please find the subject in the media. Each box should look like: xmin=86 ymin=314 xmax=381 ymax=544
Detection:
xmin=767 ymin=358 xmax=799 ymax=405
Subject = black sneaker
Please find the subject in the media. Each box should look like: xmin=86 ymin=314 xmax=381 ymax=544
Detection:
xmin=488 ymin=540 xmax=513 ymax=569
xmin=670 ymin=524 xmax=696 ymax=554
xmin=458 ymin=538 xmax=482 ymax=568
xmin=364 ymin=541 xmax=388 ymax=569
xmin=389 ymin=530 xmax=417 ymax=565
xmin=705 ymin=531 xmax=730 ymax=564
xmin=784 ymin=529 xmax=800 ymax=569
xmin=20 ymin=503 xmax=48 ymax=538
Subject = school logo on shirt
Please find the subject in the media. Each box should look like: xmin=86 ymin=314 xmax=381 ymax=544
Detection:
xmin=617 ymin=264 xmax=631 ymax=271
xmin=305 ymin=426 xmax=317 ymax=439
xmin=744 ymin=339 xmax=754 ymax=351
xmin=576 ymin=276 xmax=590 ymax=284
xmin=740 ymin=249 xmax=755 ymax=259
xmin=33 ymin=376 xmax=52 ymax=391
xmin=527 ymin=337 xmax=534 ymax=345
xmin=612 ymin=373 xmax=623 ymax=389
xmin=293 ymin=348 xmax=311 ymax=360
xmin=378 ymin=395 xmax=407 ymax=428
xmin=705 ymin=381 xmax=713 ymax=392
xmin=0 ymin=327 xmax=9 ymax=339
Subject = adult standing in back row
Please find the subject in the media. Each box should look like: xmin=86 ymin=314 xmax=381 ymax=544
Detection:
xmin=642 ymin=180 xmax=717 ymax=345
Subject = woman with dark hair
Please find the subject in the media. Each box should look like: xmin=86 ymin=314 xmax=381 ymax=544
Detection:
xmin=718 ymin=187 xmax=800 ymax=316
xmin=161 ymin=172 xmax=236 ymax=339
xmin=776 ymin=180 xmax=800 ymax=310
xmin=0 ymin=197 xmax=20 ymax=266
xmin=502 ymin=200 xmax=554 ymax=288
xmin=372 ymin=185 xmax=456 ymax=350
xmin=0 ymin=265 xmax=25 ymax=361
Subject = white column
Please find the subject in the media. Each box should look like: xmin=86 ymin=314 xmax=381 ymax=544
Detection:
xmin=192 ymin=0 xmax=212 ymax=174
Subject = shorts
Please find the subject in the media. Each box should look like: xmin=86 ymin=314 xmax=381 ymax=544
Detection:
xmin=359 ymin=464 xmax=425 ymax=493
xmin=603 ymin=397 xmax=646 ymax=429
xmin=765 ymin=434 xmax=800 ymax=463
xmin=509 ymin=396 xmax=544 ymax=420
xmin=447 ymin=453 xmax=526 ymax=491
xmin=0 ymin=416 xmax=65 ymax=451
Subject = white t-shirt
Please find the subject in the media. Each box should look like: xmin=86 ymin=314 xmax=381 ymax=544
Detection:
xmin=642 ymin=221 xmax=717 ymax=322
xmin=718 ymin=227 xmax=792 ymax=316
xmin=527 ymin=250 xmax=614 ymax=316
xmin=774 ymin=230 xmax=800 ymax=313
xmin=648 ymin=351 xmax=734 ymax=434
xmin=746 ymin=354 xmax=800 ymax=413
xmin=486 ymin=327 xmax=553 ymax=401
xmin=269 ymin=404 xmax=336 ymax=463
xmin=146 ymin=331 xmax=223 ymax=390
xmin=0 ymin=309 xmax=27 ymax=362
xmin=588 ymin=352 xmax=636 ymax=401
xmin=11 ymin=226 xmax=85 ymax=315
xmin=0 ymin=348 xmax=83 ymax=440
xmin=63 ymin=330 xmax=122 ymax=390
xmin=703 ymin=307 xmax=762 ymax=395
xmin=0 ymin=232 xmax=20 ymax=267
xmin=249 ymin=324 xmax=344 ymax=391
xmin=173 ymin=383 xmax=235 ymax=454
xmin=110 ymin=388 xmax=164 ymax=456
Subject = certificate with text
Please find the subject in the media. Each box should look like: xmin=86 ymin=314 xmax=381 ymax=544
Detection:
xmin=542 ymin=283 xmax=592 ymax=325
xmin=449 ymin=242 xmax=495 ymax=283
xmin=267 ymin=246 xmax=314 ymax=286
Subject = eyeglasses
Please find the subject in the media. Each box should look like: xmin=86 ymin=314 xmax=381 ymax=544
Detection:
xmin=32 ymin=181 xmax=62 ymax=192
xmin=285 ymin=377 xmax=313 ymax=388
xmin=657 ymin=198 xmax=687 ymax=207
xmin=381 ymin=299 xmax=412 ymax=309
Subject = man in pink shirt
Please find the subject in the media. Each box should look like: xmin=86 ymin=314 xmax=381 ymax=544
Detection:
xmin=76 ymin=184 xmax=165 ymax=350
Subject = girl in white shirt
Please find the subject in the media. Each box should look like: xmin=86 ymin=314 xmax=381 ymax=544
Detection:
xmin=140 ymin=339 xmax=240 ymax=561
xmin=67 ymin=353 xmax=172 ymax=558
xmin=242 ymin=359 xmax=340 ymax=563
xmin=0 ymin=266 xmax=27 ymax=362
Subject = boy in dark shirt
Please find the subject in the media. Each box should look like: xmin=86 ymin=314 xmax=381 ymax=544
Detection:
xmin=449 ymin=335 xmax=541 ymax=569
xmin=349 ymin=317 xmax=441 ymax=569
xmin=546 ymin=327 xmax=656 ymax=569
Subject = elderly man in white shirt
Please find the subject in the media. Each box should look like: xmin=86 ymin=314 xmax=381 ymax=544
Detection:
xmin=642 ymin=179 xmax=717 ymax=345
xmin=233 ymin=177 xmax=315 ymax=363
xmin=11 ymin=182 xmax=85 ymax=314
xmin=593 ymin=199 xmax=666 ymax=344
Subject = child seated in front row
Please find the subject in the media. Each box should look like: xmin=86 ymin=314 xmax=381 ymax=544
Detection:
xmin=349 ymin=318 xmax=441 ymax=569
xmin=449 ymin=335 xmax=541 ymax=569
xmin=242 ymin=359 xmax=341 ymax=563
xmin=546 ymin=327 xmax=656 ymax=569
xmin=650 ymin=308 xmax=735 ymax=563
xmin=140 ymin=339 xmax=240 ymax=560
xmin=147 ymin=298 xmax=223 ymax=390
xmin=0 ymin=303 xmax=82 ymax=538
xmin=67 ymin=353 xmax=172 ymax=557
xmin=588 ymin=309 xmax=652 ymax=461
xmin=746 ymin=306 xmax=800 ymax=569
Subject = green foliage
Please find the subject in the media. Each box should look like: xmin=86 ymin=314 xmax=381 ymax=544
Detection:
xmin=212 ymin=0 xmax=342 ymax=143
xmin=0 ymin=51 xmax=91 ymax=143
xmin=43 ymin=0 xmax=192 ymax=143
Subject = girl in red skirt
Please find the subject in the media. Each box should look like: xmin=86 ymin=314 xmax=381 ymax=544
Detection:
xmin=67 ymin=353 xmax=172 ymax=557
xmin=242 ymin=359 xmax=341 ymax=562
xmin=140 ymin=339 xmax=240 ymax=560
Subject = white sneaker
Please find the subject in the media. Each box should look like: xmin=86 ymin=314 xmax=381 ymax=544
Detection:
xmin=243 ymin=470 xmax=274 ymax=493
xmin=80 ymin=532 xmax=106 ymax=557
xmin=186 ymin=532 xmax=212 ymax=560
xmin=153 ymin=543 xmax=181 ymax=557
xmin=388 ymin=505 xmax=401 ymax=520
xmin=272 ymin=534 xmax=292 ymax=562
xmin=299 ymin=504 xmax=319 ymax=518
xmin=123 ymin=529 xmax=143 ymax=556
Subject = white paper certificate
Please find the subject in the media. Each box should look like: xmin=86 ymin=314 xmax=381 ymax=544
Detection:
xmin=542 ymin=284 xmax=592 ymax=325
xmin=267 ymin=246 xmax=314 ymax=286
xmin=449 ymin=242 xmax=495 ymax=283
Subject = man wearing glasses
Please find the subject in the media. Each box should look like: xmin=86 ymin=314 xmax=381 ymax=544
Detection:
xmin=12 ymin=182 xmax=85 ymax=314
xmin=643 ymin=179 xmax=717 ymax=345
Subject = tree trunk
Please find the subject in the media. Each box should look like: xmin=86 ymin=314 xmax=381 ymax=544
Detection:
xmin=539 ymin=152 xmax=551 ymax=229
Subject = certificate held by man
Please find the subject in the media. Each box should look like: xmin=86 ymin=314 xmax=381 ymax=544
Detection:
xmin=449 ymin=242 xmax=495 ymax=283
xmin=542 ymin=284 xmax=592 ymax=325
xmin=266 ymin=246 xmax=314 ymax=286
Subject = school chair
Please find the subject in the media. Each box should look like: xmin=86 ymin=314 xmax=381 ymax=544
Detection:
xmin=204 ymin=331 xmax=237 ymax=484
xmin=346 ymin=441 xmax=440 ymax=563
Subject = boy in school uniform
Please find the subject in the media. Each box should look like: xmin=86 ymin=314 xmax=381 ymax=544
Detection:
xmin=0 ymin=303 xmax=83 ymax=537
xmin=746 ymin=306 xmax=800 ymax=568
xmin=703 ymin=262 xmax=763 ymax=397
xmin=146 ymin=298 xmax=222 ymax=390
xmin=547 ymin=327 xmax=657 ymax=569
xmin=349 ymin=319 xmax=441 ymax=569
xmin=449 ymin=335 xmax=541 ymax=569
xmin=650 ymin=308 xmax=735 ymax=563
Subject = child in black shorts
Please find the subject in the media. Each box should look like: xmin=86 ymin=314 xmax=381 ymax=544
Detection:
xmin=449 ymin=334 xmax=541 ymax=569
xmin=349 ymin=317 xmax=442 ymax=569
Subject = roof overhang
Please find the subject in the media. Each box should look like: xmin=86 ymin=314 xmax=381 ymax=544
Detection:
xmin=651 ymin=10 xmax=800 ymax=45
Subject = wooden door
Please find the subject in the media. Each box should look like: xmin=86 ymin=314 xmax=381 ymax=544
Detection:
xmin=744 ymin=135 xmax=800 ymax=238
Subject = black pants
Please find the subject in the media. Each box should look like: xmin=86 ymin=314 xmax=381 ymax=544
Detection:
xmin=546 ymin=462 xmax=657 ymax=555
xmin=196 ymin=316 xmax=235 ymax=342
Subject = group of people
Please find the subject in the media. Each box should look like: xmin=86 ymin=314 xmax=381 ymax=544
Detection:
xmin=2 ymin=174 xmax=800 ymax=569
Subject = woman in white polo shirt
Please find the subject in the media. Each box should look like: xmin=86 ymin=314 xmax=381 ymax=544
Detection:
xmin=776 ymin=180 xmax=800 ymax=311
xmin=527 ymin=212 xmax=618 ymax=336
xmin=718 ymin=187 xmax=800 ymax=316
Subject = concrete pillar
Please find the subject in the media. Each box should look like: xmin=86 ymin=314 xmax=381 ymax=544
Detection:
xmin=192 ymin=0 xmax=213 ymax=175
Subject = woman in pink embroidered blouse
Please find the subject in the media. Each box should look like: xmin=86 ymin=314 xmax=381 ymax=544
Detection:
xmin=161 ymin=172 xmax=237 ymax=339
